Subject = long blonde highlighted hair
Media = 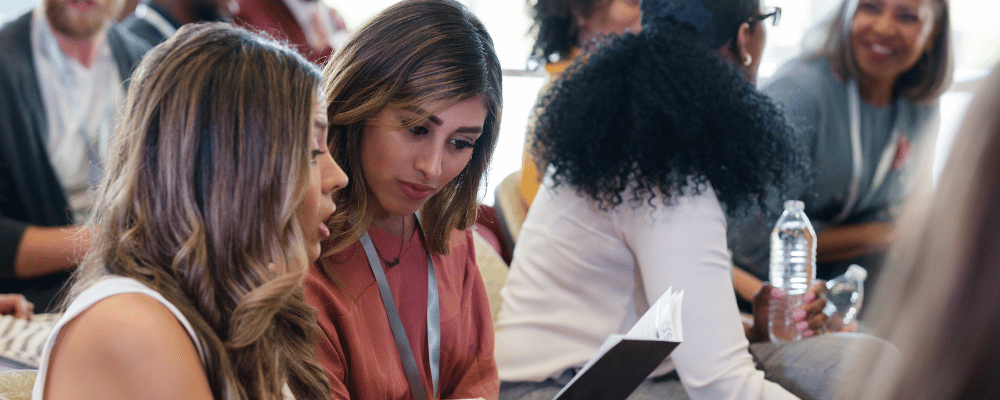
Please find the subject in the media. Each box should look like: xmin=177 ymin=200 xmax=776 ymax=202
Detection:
xmin=321 ymin=0 xmax=502 ymax=257
xmin=71 ymin=23 xmax=330 ymax=400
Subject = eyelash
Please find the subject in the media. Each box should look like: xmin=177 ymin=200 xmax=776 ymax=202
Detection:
xmin=450 ymin=139 xmax=475 ymax=150
xmin=310 ymin=149 xmax=324 ymax=163
xmin=409 ymin=125 xmax=430 ymax=136
xmin=406 ymin=122 xmax=476 ymax=150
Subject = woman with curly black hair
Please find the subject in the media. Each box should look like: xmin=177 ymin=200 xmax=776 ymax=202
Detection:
xmin=495 ymin=0 xmax=888 ymax=399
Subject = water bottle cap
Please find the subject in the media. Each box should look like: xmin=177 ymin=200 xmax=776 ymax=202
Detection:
xmin=846 ymin=264 xmax=868 ymax=280
xmin=783 ymin=200 xmax=805 ymax=210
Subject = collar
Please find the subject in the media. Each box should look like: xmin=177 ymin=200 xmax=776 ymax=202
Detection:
xmin=31 ymin=6 xmax=113 ymax=70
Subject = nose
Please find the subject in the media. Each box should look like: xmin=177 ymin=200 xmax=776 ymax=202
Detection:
xmin=870 ymin=10 xmax=896 ymax=37
xmin=321 ymin=152 xmax=348 ymax=195
xmin=413 ymin=142 xmax=443 ymax=181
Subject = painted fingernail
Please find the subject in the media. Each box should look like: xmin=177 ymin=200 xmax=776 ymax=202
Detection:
xmin=793 ymin=309 xmax=807 ymax=321
xmin=796 ymin=321 xmax=809 ymax=331
xmin=771 ymin=287 xmax=784 ymax=298
xmin=803 ymin=330 xmax=815 ymax=337
xmin=804 ymin=292 xmax=816 ymax=302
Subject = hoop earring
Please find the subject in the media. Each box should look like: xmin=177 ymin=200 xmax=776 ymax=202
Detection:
xmin=743 ymin=53 xmax=753 ymax=66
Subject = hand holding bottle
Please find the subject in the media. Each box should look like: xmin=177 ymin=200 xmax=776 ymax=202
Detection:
xmin=747 ymin=280 xmax=828 ymax=343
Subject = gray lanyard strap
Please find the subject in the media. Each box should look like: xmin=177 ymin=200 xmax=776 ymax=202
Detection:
xmin=834 ymin=80 xmax=902 ymax=224
xmin=360 ymin=225 xmax=440 ymax=400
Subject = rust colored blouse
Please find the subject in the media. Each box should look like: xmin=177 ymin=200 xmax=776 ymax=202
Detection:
xmin=305 ymin=226 xmax=499 ymax=400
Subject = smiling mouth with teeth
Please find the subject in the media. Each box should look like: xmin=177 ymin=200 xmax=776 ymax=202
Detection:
xmin=871 ymin=44 xmax=893 ymax=56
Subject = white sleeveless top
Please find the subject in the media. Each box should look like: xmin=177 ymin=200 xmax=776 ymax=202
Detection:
xmin=31 ymin=276 xmax=205 ymax=399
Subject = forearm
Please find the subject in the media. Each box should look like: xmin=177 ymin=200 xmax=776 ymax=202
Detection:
xmin=732 ymin=266 xmax=763 ymax=303
xmin=14 ymin=225 xmax=91 ymax=279
xmin=816 ymin=222 xmax=895 ymax=263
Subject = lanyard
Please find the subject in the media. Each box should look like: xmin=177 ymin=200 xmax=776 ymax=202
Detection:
xmin=359 ymin=221 xmax=440 ymax=400
xmin=832 ymin=80 xmax=902 ymax=225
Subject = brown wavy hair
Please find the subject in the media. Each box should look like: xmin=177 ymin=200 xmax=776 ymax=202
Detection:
xmin=70 ymin=23 xmax=330 ymax=400
xmin=320 ymin=0 xmax=502 ymax=257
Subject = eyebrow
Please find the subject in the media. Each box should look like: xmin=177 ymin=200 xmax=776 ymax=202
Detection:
xmin=414 ymin=107 xmax=484 ymax=134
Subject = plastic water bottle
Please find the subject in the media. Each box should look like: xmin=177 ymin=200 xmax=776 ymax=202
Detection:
xmin=768 ymin=200 xmax=816 ymax=342
xmin=823 ymin=264 xmax=867 ymax=332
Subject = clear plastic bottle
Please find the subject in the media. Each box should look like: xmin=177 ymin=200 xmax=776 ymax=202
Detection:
xmin=823 ymin=264 xmax=867 ymax=332
xmin=768 ymin=200 xmax=816 ymax=342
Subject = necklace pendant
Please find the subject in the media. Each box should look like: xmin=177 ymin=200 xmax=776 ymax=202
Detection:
xmin=385 ymin=258 xmax=400 ymax=268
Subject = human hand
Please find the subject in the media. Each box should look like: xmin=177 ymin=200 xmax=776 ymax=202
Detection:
xmin=0 ymin=294 xmax=34 ymax=320
xmin=748 ymin=281 xmax=828 ymax=342
xmin=793 ymin=281 xmax=828 ymax=337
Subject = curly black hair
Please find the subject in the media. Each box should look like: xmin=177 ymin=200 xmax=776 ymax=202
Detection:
xmin=527 ymin=0 xmax=604 ymax=63
xmin=532 ymin=18 xmax=808 ymax=215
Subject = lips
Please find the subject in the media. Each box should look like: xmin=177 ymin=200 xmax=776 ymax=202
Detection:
xmin=319 ymin=222 xmax=330 ymax=239
xmin=870 ymin=43 xmax=892 ymax=55
xmin=67 ymin=0 xmax=97 ymax=10
xmin=398 ymin=181 xmax=435 ymax=201
xmin=318 ymin=207 xmax=334 ymax=239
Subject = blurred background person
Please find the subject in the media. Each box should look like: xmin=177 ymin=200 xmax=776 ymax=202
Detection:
xmin=0 ymin=0 xmax=149 ymax=312
xmin=121 ymin=0 xmax=237 ymax=45
xmin=517 ymin=0 xmax=641 ymax=209
xmin=235 ymin=0 xmax=349 ymax=65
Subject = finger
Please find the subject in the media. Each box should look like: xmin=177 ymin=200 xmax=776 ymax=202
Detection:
xmin=797 ymin=318 xmax=828 ymax=337
xmin=809 ymin=280 xmax=828 ymax=296
xmin=800 ymin=294 xmax=826 ymax=315
xmin=18 ymin=298 xmax=34 ymax=321
xmin=806 ymin=310 xmax=827 ymax=331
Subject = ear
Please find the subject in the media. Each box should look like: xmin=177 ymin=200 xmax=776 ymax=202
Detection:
xmin=571 ymin=5 xmax=590 ymax=36
xmin=735 ymin=22 xmax=752 ymax=62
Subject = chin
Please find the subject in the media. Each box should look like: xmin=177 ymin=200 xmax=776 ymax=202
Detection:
xmin=306 ymin=244 xmax=321 ymax=264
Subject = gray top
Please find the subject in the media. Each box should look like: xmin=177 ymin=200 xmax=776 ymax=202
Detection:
xmin=728 ymin=56 xmax=939 ymax=278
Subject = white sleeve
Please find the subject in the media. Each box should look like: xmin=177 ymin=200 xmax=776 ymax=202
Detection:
xmin=614 ymin=190 xmax=798 ymax=400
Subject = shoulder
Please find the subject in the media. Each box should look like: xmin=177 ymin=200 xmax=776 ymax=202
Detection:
xmin=616 ymin=185 xmax=724 ymax=227
xmin=0 ymin=12 xmax=32 ymax=64
xmin=762 ymin=57 xmax=832 ymax=106
xmin=107 ymin=22 xmax=153 ymax=63
xmin=59 ymin=293 xmax=194 ymax=356
xmin=44 ymin=292 xmax=212 ymax=399
xmin=117 ymin=15 xmax=161 ymax=47
xmin=304 ymin=262 xmax=345 ymax=308
xmin=447 ymin=228 xmax=475 ymax=256
xmin=439 ymin=229 xmax=481 ymax=284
